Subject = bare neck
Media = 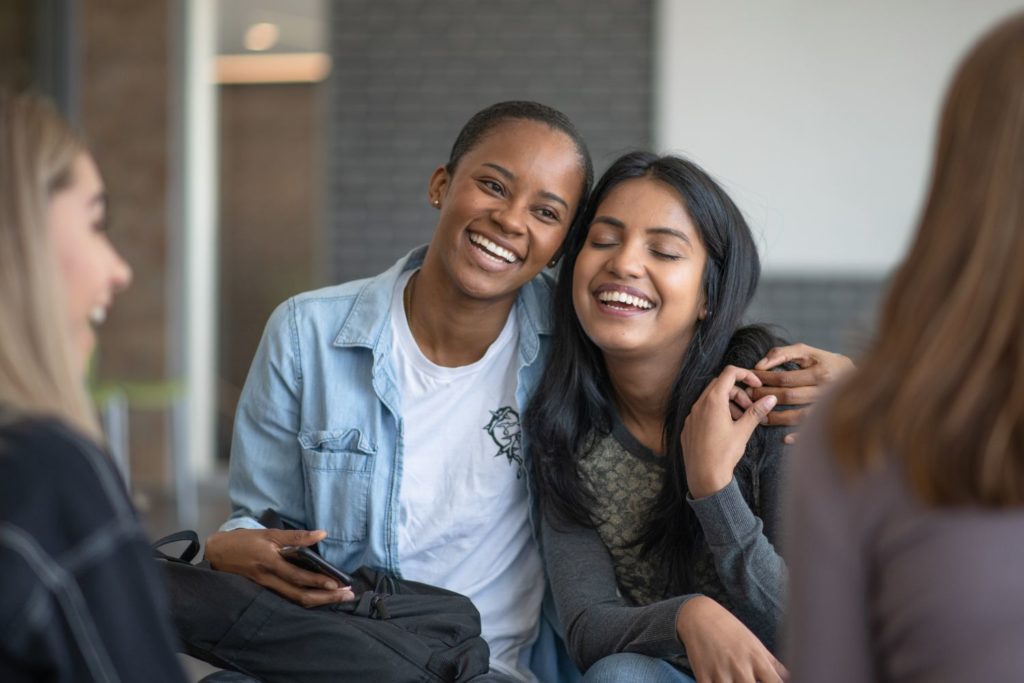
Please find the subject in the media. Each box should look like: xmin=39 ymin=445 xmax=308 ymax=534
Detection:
xmin=405 ymin=267 xmax=517 ymax=367
xmin=604 ymin=354 xmax=680 ymax=455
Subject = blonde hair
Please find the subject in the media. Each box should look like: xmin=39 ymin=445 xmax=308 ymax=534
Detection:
xmin=0 ymin=90 xmax=102 ymax=441
xmin=829 ymin=14 xmax=1024 ymax=506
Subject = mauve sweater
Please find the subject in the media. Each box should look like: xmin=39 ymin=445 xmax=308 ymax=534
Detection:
xmin=786 ymin=392 xmax=1024 ymax=683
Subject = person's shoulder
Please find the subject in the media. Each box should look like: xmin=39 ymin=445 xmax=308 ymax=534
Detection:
xmin=723 ymin=324 xmax=791 ymax=370
xmin=0 ymin=417 xmax=119 ymax=520
xmin=275 ymin=279 xmax=367 ymax=325
xmin=258 ymin=275 xmax=383 ymax=345
xmin=291 ymin=278 xmax=373 ymax=308
xmin=724 ymin=326 xmax=797 ymax=461
xmin=285 ymin=253 xmax=416 ymax=329
xmin=1 ymin=415 xmax=139 ymax=546
xmin=0 ymin=417 xmax=96 ymax=473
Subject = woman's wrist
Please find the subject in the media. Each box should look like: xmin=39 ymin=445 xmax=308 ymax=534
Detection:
xmin=675 ymin=595 xmax=712 ymax=645
xmin=686 ymin=468 xmax=733 ymax=500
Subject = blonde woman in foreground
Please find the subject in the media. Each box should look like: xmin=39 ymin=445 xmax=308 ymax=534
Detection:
xmin=0 ymin=90 xmax=185 ymax=681
xmin=786 ymin=13 xmax=1024 ymax=683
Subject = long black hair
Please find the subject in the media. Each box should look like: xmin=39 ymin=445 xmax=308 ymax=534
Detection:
xmin=525 ymin=151 xmax=772 ymax=590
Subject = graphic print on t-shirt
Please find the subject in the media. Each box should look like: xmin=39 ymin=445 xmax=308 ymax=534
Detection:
xmin=484 ymin=406 xmax=524 ymax=479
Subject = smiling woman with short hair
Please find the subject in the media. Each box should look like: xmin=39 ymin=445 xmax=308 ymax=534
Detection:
xmin=206 ymin=100 xmax=596 ymax=682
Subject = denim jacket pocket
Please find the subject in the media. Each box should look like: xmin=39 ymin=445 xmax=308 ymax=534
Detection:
xmin=298 ymin=429 xmax=375 ymax=542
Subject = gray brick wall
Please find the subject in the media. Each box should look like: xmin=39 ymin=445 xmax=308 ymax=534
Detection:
xmin=326 ymin=3 xmax=882 ymax=359
xmin=747 ymin=276 xmax=887 ymax=358
xmin=327 ymin=0 xmax=652 ymax=282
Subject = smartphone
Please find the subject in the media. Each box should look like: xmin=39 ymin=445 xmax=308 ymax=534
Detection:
xmin=279 ymin=545 xmax=354 ymax=587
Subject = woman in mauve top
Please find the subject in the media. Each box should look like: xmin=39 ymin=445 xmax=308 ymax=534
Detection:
xmin=786 ymin=12 xmax=1024 ymax=683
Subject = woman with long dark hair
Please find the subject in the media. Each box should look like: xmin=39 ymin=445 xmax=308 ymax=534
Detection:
xmin=787 ymin=14 xmax=1024 ymax=682
xmin=526 ymin=152 xmax=833 ymax=682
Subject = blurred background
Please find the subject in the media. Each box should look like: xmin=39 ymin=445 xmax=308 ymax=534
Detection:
xmin=2 ymin=0 xmax=1022 ymax=538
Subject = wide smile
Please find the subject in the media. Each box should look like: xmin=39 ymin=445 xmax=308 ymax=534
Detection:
xmin=593 ymin=285 xmax=656 ymax=316
xmin=467 ymin=231 xmax=521 ymax=269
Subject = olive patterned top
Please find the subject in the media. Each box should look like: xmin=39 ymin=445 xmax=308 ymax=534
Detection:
xmin=543 ymin=414 xmax=788 ymax=673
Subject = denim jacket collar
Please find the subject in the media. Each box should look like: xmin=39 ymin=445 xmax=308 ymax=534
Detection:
xmin=331 ymin=245 xmax=554 ymax=363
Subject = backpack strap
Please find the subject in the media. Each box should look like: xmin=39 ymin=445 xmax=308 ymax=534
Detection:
xmin=153 ymin=529 xmax=201 ymax=564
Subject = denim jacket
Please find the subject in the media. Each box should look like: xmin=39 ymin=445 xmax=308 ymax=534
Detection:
xmin=222 ymin=246 xmax=583 ymax=680
xmin=222 ymin=244 xmax=554 ymax=577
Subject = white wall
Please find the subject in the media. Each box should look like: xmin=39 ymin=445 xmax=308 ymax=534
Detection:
xmin=655 ymin=0 xmax=1024 ymax=275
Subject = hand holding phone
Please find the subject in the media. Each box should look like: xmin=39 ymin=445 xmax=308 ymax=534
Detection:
xmin=206 ymin=528 xmax=354 ymax=607
xmin=279 ymin=545 xmax=355 ymax=587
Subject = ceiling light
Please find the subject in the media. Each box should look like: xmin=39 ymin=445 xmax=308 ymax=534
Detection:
xmin=244 ymin=22 xmax=279 ymax=52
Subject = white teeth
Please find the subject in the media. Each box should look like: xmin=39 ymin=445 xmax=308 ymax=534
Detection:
xmin=469 ymin=233 xmax=517 ymax=263
xmin=597 ymin=290 xmax=653 ymax=309
xmin=89 ymin=307 xmax=107 ymax=326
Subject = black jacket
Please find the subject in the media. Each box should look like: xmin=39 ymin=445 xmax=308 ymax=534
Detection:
xmin=0 ymin=417 xmax=185 ymax=682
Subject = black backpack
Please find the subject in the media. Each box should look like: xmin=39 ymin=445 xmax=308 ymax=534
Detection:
xmin=154 ymin=531 xmax=491 ymax=683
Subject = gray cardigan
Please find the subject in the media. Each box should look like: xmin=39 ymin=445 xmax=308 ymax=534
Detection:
xmin=542 ymin=421 xmax=788 ymax=672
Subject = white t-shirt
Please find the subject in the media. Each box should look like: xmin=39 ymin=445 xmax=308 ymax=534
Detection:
xmin=390 ymin=270 xmax=543 ymax=683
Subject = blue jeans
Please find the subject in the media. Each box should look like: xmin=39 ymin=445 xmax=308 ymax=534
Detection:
xmin=582 ymin=653 xmax=695 ymax=683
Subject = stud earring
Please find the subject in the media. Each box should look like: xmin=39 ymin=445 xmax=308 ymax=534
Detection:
xmin=432 ymin=198 xmax=440 ymax=207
